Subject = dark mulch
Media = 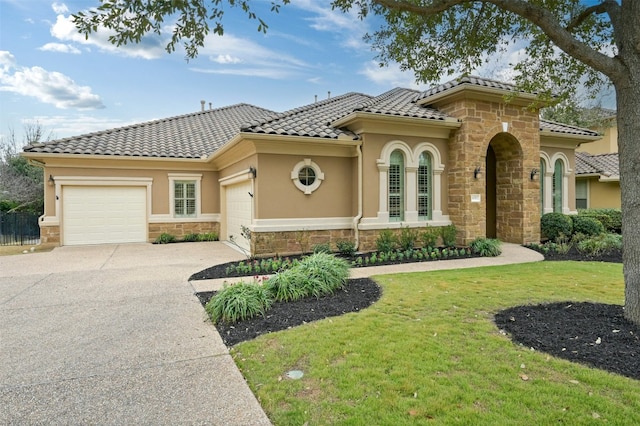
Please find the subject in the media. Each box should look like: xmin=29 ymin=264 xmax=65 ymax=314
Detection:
xmin=540 ymin=246 xmax=622 ymax=263
xmin=196 ymin=278 xmax=381 ymax=346
xmin=495 ymin=302 xmax=639 ymax=380
xmin=194 ymin=246 xmax=638 ymax=380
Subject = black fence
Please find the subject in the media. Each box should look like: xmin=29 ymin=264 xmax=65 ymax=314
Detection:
xmin=0 ymin=212 xmax=40 ymax=246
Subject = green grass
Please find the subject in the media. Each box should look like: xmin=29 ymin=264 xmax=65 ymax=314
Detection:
xmin=231 ymin=262 xmax=640 ymax=425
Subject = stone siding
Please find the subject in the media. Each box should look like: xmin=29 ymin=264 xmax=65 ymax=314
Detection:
xmin=40 ymin=225 xmax=60 ymax=244
xmin=148 ymin=222 xmax=220 ymax=242
xmin=252 ymin=229 xmax=354 ymax=257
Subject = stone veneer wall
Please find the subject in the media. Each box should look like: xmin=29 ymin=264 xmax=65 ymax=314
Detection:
xmin=437 ymin=99 xmax=541 ymax=245
xmin=252 ymin=229 xmax=354 ymax=257
xmin=40 ymin=225 xmax=60 ymax=244
xmin=148 ymin=222 xmax=220 ymax=241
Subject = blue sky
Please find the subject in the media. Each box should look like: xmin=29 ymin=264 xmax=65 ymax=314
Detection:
xmin=0 ymin=0 xmax=614 ymax=144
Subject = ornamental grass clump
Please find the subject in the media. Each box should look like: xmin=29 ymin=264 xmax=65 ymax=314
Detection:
xmin=264 ymin=268 xmax=311 ymax=302
xmin=296 ymin=252 xmax=350 ymax=298
xmin=205 ymin=281 xmax=272 ymax=324
xmin=469 ymin=237 xmax=502 ymax=257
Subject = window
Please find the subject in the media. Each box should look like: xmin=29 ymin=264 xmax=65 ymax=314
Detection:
xmin=418 ymin=152 xmax=432 ymax=220
xmin=174 ymin=181 xmax=196 ymax=217
xmin=291 ymin=159 xmax=324 ymax=194
xmin=389 ymin=150 xmax=405 ymax=221
xmin=576 ymin=179 xmax=588 ymax=209
xmin=553 ymin=159 xmax=563 ymax=213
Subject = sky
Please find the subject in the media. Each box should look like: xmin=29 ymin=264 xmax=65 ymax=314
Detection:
xmin=0 ymin=0 xmax=614 ymax=145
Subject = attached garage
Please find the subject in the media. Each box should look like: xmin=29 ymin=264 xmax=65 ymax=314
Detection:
xmin=224 ymin=180 xmax=253 ymax=252
xmin=62 ymin=186 xmax=148 ymax=245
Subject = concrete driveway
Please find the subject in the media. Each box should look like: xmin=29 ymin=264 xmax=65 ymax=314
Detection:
xmin=0 ymin=243 xmax=272 ymax=425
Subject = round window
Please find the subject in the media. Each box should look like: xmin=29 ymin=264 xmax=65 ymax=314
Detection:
xmin=298 ymin=166 xmax=316 ymax=186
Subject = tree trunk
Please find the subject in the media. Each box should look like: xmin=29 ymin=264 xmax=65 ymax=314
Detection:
xmin=616 ymin=56 xmax=640 ymax=326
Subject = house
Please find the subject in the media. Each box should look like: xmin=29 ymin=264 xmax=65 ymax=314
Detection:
xmin=575 ymin=116 xmax=621 ymax=208
xmin=22 ymin=76 xmax=601 ymax=256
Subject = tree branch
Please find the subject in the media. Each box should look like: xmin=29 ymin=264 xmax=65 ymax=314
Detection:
xmin=566 ymin=2 xmax=607 ymax=32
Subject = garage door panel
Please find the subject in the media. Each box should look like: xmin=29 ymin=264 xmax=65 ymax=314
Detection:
xmin=226 ymin=182 xmax=252 ymax=252
xmin=63 ymin=186 xmax=147 ymax=245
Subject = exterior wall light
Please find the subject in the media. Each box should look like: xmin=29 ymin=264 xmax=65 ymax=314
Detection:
xmin=473 ymin=166 xmax=482 ymax=179
xmin=530 ymin=168 xmax=539 ymax=180
xmin=249 ymin=166 xmax=257 ymax=179
xmin=48 ymin=174 xmax=55 ymax=186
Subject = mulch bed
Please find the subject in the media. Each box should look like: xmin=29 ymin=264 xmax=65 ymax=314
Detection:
xmin=194 ymin=246 xmax=639 ymax=381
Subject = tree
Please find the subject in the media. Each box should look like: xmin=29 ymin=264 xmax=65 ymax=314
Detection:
xmin=73 ymin=1 xmax=640 ymax=324
xmin=1 ymin=123 xmax=51 ymax=213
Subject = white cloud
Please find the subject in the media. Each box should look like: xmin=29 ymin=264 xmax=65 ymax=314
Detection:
xmin=0 ymin=55 xmax=104 ymax=110
xmin=213 ymin=54 xmax=242 ymax=64
xmin=359 ymin=61 xmax=430 ymax=90
xmin=50 ymin=13 xmax=165 ymax=59
xmin=38 ymin=42 xmax=81 ymax=54
xmin=51 ymin=2 xmax=69 ymax=14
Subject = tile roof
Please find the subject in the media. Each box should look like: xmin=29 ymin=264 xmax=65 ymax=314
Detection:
xmin=241 ymin=92 xmax=371 ymax=139
xmin=351 ymin=87 xmax=451 ymax=120
xmin=416 ymin=75 xmax=531 ymax=102
xmin=23 ymin=104 xmax=276 ymax=159
xmin=540 ymin=119 xmax=600 ymax=137
xmin=575 ymin=152 xmax=619 ymax=177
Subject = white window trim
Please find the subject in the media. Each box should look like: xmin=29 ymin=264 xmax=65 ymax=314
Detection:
xmin=168 ymin=173 xmax=202 ymax=218
xmin=540 ymin=152 xmax=553 ymax=214
xmin=375 ymin=140 xmax=446 ymax=224
xmin=291 ymin=158 xmax=324 ymax=194
xmin=550 ymin=153 xmax=572 ymax=214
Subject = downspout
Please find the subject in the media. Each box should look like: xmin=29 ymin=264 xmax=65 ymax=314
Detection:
xmin=353 ymin=143 xmax=363 ymax=251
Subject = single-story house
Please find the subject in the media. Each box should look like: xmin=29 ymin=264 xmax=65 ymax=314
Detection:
xmin=575 ymin=118 xmax=621 ymax=209
xmin=23 ymin=76 xmax=601 ymax=256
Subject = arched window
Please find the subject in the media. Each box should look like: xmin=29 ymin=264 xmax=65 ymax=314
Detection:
xmin=417 ymin=152 xmax=432 ymax=220
xmin=553 ymin=159 xmax=563 ymax=213
xmin=540 ymin=159 xmax=545 ymax=212
xmin=389 ymin=150 xmax=405 ymax=221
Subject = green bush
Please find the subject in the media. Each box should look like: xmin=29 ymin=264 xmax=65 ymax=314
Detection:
xmin=571 ymin=216 xmax=604 ymax=237
xmin=336 ymin=239 xmax=356 ymax=257
xmin=312 ymin=243 xmax=332 ymax=254
xmin=182 ymin=233 xmax=200 ymax=242
xmin=376 ymin=229 xmax=398 ymax=253
xmin=579 ymin=208 xmax=621 ymax=233
xmin=296 ymin=253 xmax=350 ymax=298
xmin=265 ymin=269 xmax=310 ymax=302
xmin=198 ymin=232 xmax=219 ymax=241
xmin=154 ymin=233 xmax=176 ymax=244
xmin=205 ymin=281 xmax=272 ymax=324
xmin=399 ymin=227 xmax=419 ymax=250
xmin=541 ymin=213 xmax=573 ymax=241
xmin=421 ymin=228 xmax=439 ymax=249
xmin=577 ymin=233 xmax=622 ymax=257
xmin=441 ymin=225 xmax=457 ymax=247
xmin=469 ymin=238 xmax=502 ymax=257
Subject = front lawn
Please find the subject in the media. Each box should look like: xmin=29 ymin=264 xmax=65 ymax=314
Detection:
xmin=231 ymin=262 xmax=640 ymax=425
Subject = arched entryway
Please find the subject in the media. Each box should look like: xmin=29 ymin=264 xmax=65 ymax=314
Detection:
xmin=485 ymin=133 xmax=525 ymax=243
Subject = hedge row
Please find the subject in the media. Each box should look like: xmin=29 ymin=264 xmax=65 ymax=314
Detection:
xmin=541 ymin=208 xmax=621 ymax=241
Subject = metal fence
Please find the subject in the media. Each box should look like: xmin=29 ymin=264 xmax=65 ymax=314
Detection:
xmin=0 ymin=212 xmax=40 ymax=246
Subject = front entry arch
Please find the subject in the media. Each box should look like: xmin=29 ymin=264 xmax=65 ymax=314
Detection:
xmin=485 ymin=134 xmax=525 ymax=243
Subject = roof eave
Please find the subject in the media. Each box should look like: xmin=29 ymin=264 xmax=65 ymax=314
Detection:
xmin=539 ymin=130 xmax=601 ymax=141
xmin=331 ymin=111 xmax=461 ymax=130
xmin=417 ymin=84 xmax=543 ymax=107
xmin=21 ymin=151 xmax=211 ymax=163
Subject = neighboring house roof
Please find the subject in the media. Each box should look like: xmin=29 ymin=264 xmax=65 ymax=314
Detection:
xmin=23 ymin=76 xmax=599 ymax=159
xmin=575 ymin=151 xmax=620 ymax=179
xmin=540 ymin=119 xmax=601 ymax=137
xmin=23 ymin=103 xmax=276 ymax=159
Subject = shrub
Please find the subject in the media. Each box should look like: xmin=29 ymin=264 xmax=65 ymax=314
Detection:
xmin=198 ymin=232 xmax=219 ymax=241
xmin=376 ymin=229 xmax=397 ymax=253
xmin=313 ymin=243 xmax=332 ymax=254
xmin=441 ymin=225 xmax=457 ymax=247
xmin=182 ymin=233 xmax=200 ymax=242
xmin=541 ymin=213 xmax=573 ymax=241
xmin=154 ymin=233 xmax=176 ymax=244
xmin=205 ymin=281 xmax=272 ymax=324
xmin=577 ymin=233 xmax=622 ymax=257
xmin=399 ymin=227 xmax=419 ymax=250
xmin=336 ymin=239 xmax=356 ymax=257
xmin=571 ymin=216 xmax=604 ymax=237
xmin=296 ymin=253 xmax=350 ymax=298
xmin=265 ymin=268 xmax=310 ymax=302
xmin=421 ymin=228 xmax=439 ymax=249
xmin=469 ymin=238 xmax=502 ymax=257
xmin=580 ymin=208 xmax=621 ymax=233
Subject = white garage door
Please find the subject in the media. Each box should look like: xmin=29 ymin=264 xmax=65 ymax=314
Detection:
xmin=225 ymin=181 xmax=252 ymax=252
xmin=63 ymin=186 xmax=147 ymax=245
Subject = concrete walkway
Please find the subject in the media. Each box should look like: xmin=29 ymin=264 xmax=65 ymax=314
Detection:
xmin=1 ymin=242 xmax=542 ymax=425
